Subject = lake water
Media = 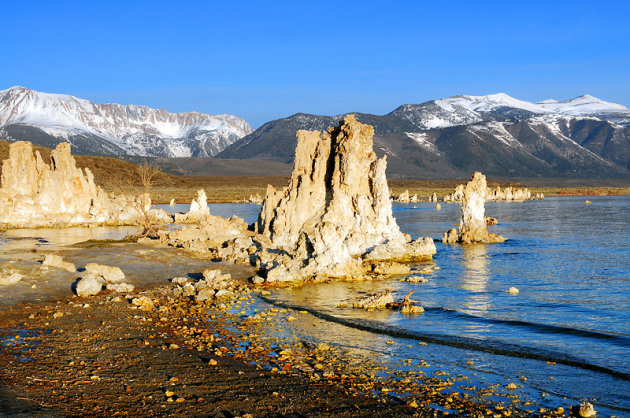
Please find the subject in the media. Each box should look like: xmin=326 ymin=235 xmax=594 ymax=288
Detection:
xmin=200 ymin=197 xmax=630 ymax=414
xmin=2 ymin=197 xmax=629 ymax=413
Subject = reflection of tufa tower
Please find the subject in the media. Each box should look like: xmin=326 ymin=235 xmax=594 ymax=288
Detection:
xmin=460 ymin=244 xmax=491 ymax=315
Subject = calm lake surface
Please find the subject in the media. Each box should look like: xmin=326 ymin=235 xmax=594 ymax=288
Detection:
xmin=203 ymin=197 xmax=630 ymax=414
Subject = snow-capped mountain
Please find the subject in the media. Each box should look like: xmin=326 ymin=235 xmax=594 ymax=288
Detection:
xmin=0 ymin=86 xmax=252 ymax=157
xmin=220 ymin=93 xmax=630 ymax=178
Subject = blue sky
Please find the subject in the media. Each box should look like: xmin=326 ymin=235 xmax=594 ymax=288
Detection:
xmin=2 ymin=0 xmax=629 ymax=128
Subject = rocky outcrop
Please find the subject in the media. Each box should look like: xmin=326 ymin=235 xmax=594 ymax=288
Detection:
xmin=256 ymin=115 xmax=436 ymax=283
xmin=174 ymin=190 xmax=211 ymax=223
xmin=442 ymin=172 xmax=506 ymax=244
xmin=0 ymin=141 xmax=173 ymax=228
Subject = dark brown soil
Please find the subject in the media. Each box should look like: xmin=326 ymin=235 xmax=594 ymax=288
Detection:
xmin=0 ymin=296 xmax=422 ymax=417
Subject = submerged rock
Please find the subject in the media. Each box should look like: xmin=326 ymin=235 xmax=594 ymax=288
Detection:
xmin=442 ymin=172 xmax=506 ymax=244
xmin=0 ymin=270 xmax=23 ymax=286
xmin=353 ymin=290 xmax=394 ymax=309
xmin=571 ymin=401 xmax=597 ymax=418
xmin=256 ymin=115 xmax=435 ymax=283
xmin=42 ymin=254 xmax=76 ymax=272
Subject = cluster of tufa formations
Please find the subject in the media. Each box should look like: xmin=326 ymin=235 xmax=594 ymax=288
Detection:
xmin=442 ymin=172 xmax=507 ymax=244
xmin=2 ymin=116 xmax=520 ymax=286
xmin=156 ymin=116 xmax=436 ymax=285
xmin=0 ymin=141 xmax=171 ymax=228
xmin=443 ymin=183 xmax=543 ymax=203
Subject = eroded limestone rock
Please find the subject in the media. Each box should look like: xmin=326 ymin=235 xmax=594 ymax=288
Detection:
xmin=174 ymin=190 xmax=210 ymax=223
xmin=0 ymin=141 xmax=172 ymax=228
xmin=256 ymin=115 xmax=435 ymax=283
xmin=442 ymin=172 xmax=506 ymax=244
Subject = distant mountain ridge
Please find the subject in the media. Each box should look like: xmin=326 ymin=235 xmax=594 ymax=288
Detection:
xmin=0 ymin=86 xmax=252 ymax=157
xmin=219 ymin=93 xmax=630 ymax=178
xmin=2 ymin=87 xmax=629 ymax=179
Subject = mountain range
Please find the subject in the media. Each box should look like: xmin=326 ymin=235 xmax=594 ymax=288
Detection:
xmin=219 ymin=93 xmax=630 ymax=178
xmin=1 ymin=87 xmax=629 ymax=178
xmin=0 ymin=86 xmax=252 ymax=157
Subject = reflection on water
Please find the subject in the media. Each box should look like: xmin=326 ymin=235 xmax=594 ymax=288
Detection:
xmin=3 ymin=226 xmax=139 ymax=246
xmin=460 ymin=244 xmax=491 ymax=315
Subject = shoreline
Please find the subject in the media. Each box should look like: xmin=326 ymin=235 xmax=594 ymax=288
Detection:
xmin=0 ymin=277 xmax=540 ymax=416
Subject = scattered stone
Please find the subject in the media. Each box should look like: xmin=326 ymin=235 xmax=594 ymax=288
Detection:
xmin=131 ymin=296 xmax=155 ymax=311
xmin=42 ymin=254 xmax=76 ymax=272
xmin=195 ymin=288 xmax=215 ymax=302
xmin=485 ymin=216 xmax=498 ymax=225
xmin=435 ymin=203 xmax=441 ymax=210
xmin=507 ymin=287 xmax=519 ymax=294
xmin=171 ymin=277 xmax=191 ymax=285
xmin=585 ymin=200 xmax=592 ymax=204
xmin=251 ymin=276 xmax=264 ymax=284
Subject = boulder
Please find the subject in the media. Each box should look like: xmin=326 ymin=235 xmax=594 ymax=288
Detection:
xmin=75 ymin=274 xmax=104 ymax=296
xmin=85 ymin=263 xmax=126 ymax=283
xmin=42 ymin=254 xmax=76 ymax=272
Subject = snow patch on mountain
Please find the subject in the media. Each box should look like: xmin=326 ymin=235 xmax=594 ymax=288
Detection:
xmin=406 ymin=132 xmax=439 ymax=154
